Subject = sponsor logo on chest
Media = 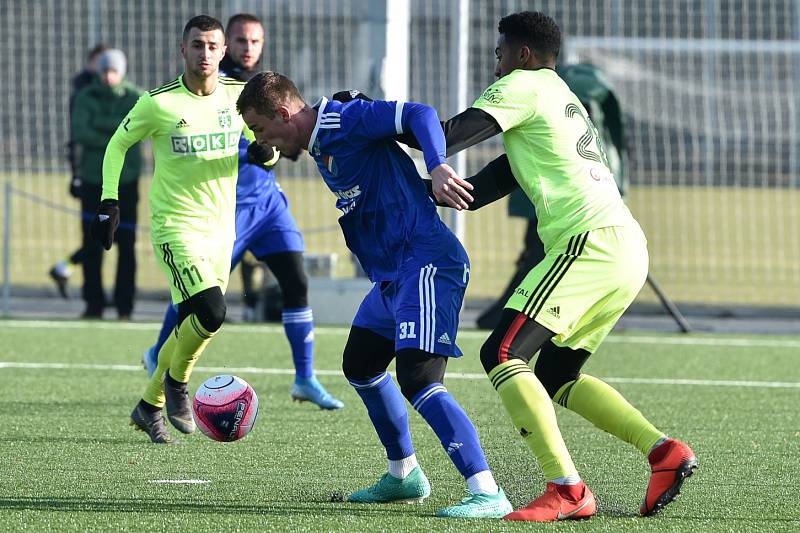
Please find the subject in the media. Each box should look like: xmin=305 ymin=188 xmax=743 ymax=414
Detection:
xmin=171 ymin=131 xmax=240 ymax=154
xmin=170 ymin=108 xmax=239 ymax=154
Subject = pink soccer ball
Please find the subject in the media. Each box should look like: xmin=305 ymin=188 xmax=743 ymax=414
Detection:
xmin=193 ymin=375 xmax=259 ymax=442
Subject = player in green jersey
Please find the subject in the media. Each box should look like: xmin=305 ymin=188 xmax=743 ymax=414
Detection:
xmin=424 ymin=11 xmax=697 ymax=522
xmin=91 ymin=15 xmax=265 ymax=443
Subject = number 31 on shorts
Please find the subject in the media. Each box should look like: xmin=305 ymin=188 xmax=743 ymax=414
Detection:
xmin=399 ymin=321 xmax=417 ymax=339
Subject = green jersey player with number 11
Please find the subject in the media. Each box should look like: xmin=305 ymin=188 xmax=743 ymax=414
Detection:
xmin=427 ymin=11 xmax=697 ymax=522
xmin=91 ymin=15 xmax=255 ymax=443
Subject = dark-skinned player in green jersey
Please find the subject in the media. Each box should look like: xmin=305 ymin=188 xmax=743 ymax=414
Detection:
xmin=416 ymin=11 xmax=698 ymax=522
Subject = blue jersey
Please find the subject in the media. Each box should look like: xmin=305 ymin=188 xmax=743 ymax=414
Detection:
xmin=234 ymin=135 xmax=277 ymax=206
xmin=219 ymin=65 xmax=277 ymax=206
xmin=309 ymin=96 xmax=458 ymax=282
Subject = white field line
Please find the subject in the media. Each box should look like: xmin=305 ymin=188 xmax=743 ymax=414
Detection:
xmin=149 ymin=480 xmax=210 ymax=484
xmin=0 ymin=361 xmax=798 ymax=389
xmin=2 ymin=319 xmax=800 ymax=349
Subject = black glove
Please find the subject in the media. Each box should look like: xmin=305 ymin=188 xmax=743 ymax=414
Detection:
xmin=90 ymin=199 xmax=120 ymax=250
xmin=332 ymin=89 xmax=373 ymax=103
xmin=247 ymin=142 xmax=276 ymax=166
xmin=69 ymin=175 xmax=82 ymax=198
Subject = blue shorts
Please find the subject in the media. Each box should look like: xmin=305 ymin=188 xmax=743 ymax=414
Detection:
xmin=231 ymin=187 xmax=304 ymax=270
xmin=353 ymin=248 xmax=470 ymax=357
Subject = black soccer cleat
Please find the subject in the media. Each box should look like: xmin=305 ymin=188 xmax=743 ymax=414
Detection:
xmin=164 ymin=372 xmax=196 ymax=434
xmin=130 ymin=403 xmax=173 ymax=444
xmin=48 ymin=266 xmax=70 ymax=299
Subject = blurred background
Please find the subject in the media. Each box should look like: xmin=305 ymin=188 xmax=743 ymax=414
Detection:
xmin=1 ymin=0 xmax=798 ymax=325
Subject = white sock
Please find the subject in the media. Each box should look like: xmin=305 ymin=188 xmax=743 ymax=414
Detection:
xmin=388 ymin=454 xmax=418 ymax=479
xmin=53 ymin=260 xmax=71 ymax=277
xmin=466 ymin=470 xmax=499 ymax=495
xmin=550 ymin=473 xmax=582 ymax=485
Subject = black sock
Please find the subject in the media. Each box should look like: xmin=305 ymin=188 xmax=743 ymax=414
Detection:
xmin=139 ymin=399 xmax=161 ymax=414
xmin=164 ymin=370 xmax=186 ymax=388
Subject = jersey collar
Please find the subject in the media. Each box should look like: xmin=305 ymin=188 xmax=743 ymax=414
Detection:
xmin=308 ymin=96 xmax=329 ymax=156
xmin=178 ymin=74 xmax=219 ymax=99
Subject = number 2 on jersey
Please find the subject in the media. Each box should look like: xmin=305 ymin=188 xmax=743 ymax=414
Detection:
xmin=565 ymin=103 xmax=610 ymax=167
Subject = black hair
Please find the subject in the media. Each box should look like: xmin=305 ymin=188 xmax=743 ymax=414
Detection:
xmin=226 ymin=13 xmax=262 ymax=35
xmin=87 ymin=43 xmax=110 ymax=61
xmin=498 ymin=11 xmax=561 ymax=62
xmin=182 ymin=15 xmax=225 ymax=42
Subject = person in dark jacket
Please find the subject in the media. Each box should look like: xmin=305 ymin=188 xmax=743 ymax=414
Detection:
xmin=49 ymin=43 xmax=109 ymax=298
xmin=72 ymin=49 xmax=143 ymax=318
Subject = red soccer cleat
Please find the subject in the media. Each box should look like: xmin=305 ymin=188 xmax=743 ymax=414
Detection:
xmin=641 ymin=438 xmax=698 ymax=516
xmin=504 ymin=481 xmax=596 ymax=522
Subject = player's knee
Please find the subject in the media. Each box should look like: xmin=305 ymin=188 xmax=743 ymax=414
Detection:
xmin=188 ymin=287 xmax=226 ymax=332
xmin=479 ymin=332 xmax=533 ymax=374
xmin=395 ymin=349 xmax=446 ymax=402
xmin=341 ymin=350 xmax=369 ymax=381
xmin=533 ymin=343 xmax=590 ymax=398
xmin=341 ymin=326 xmax=393 ymax=381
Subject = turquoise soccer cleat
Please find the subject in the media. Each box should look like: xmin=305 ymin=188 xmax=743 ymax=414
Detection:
xmin=435 ymin=488 xmax=514 ymax=518
xmin=348 ymin=466 xmax=431 ymax=504
xmin=290 ymin=375 xmax=344 ymax=410
xmin=142 ymin=345 xmax=158 ymax=378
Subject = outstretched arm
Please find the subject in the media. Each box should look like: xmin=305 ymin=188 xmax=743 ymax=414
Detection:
xmin=400 ymin=102 xmax=478 ymax=210
xmin=355 ymin=99 xmax=474 ymax=209
xmin=388 ymin=108 xmax=501 ymax=156
xmin=331 ymin=89 xmax=501 ymax=155
xmin=425 ymin=154 xmax=518 ymax=211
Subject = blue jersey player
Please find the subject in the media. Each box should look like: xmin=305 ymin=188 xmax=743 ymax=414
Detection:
xmin=142 ymin=14 xmax=343 ymax=411
xmin=237 ymin=72 xmax=513 ymax=518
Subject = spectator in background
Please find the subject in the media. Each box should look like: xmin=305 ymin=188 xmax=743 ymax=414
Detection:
xmin=476 ymin=59 xmax=628 ymax=330
xmin=49 ymin=43 xmax=109 ymax=298
xmin=71 ymin=49 xmax=143 ymax=319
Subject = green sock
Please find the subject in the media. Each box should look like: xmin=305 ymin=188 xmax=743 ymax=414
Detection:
xmin=168 ymin=314 xmax=216 ymax=383
xmin=554 ymin=374 xmax=665 ymax=456
xmin=489 ymin=359 xmax=579 ymax=481
xmin=142 ymin=327 xmax=179 ymax=407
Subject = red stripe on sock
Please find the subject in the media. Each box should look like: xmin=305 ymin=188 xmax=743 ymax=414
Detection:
xmin=498 ymin=312 xmax=529 ymax=364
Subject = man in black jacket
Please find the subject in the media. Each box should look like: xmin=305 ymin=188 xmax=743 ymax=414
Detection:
xmin=49 ymin=43 xmax=109 ymax=299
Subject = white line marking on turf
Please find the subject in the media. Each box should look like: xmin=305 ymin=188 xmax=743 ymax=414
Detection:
xmin=149 ymin=480 xmax=210 ymax=484
xmin=2 ymin=319 xmax=800 ymax=348
xmin=1 ymin=361 xmax=798 ymax=389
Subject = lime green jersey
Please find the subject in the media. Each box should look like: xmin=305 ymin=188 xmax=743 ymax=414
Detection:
xmin=102 ymin=75 xmax=250 ymax=243
xmin=472 ymin=68 xmax=636 ymax=251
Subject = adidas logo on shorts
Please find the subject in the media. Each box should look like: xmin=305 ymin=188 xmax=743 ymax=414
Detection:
xmin=546 ymin=305 xmax=561 ymax=318
xmin=437 ymin=332 xmax=451 ymax=345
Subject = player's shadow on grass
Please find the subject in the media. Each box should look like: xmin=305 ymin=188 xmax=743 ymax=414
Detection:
xmin=0 ymin=496 xmax=423 ymax=518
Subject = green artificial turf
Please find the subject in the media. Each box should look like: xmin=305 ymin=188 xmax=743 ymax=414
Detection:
xmin=0 ymin=321 xmax=798 ymax=531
